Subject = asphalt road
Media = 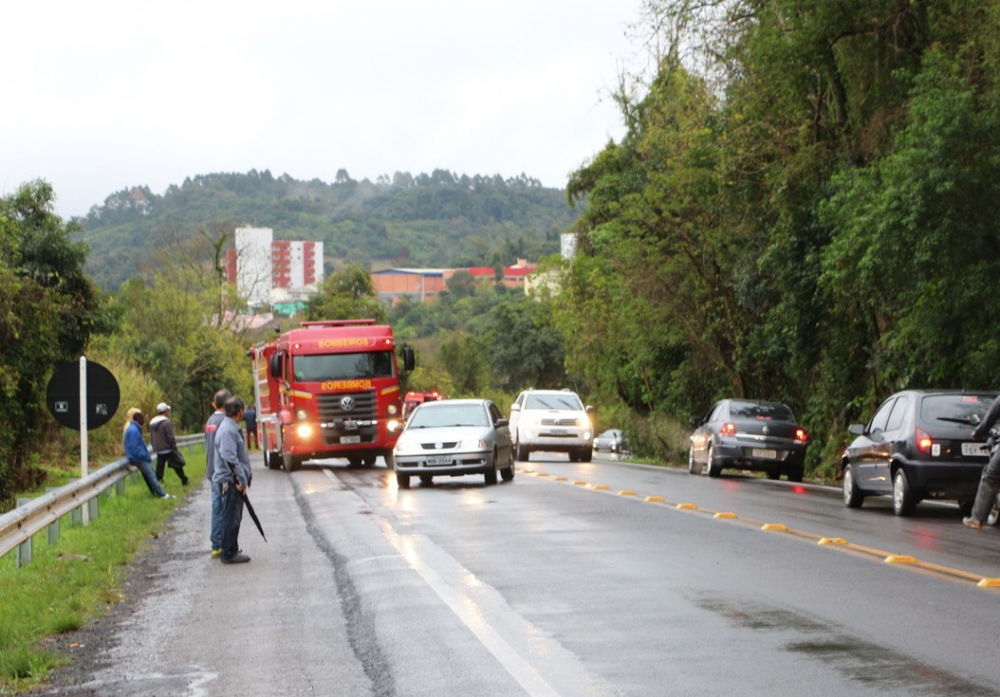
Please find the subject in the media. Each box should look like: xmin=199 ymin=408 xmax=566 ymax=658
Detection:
xmin=34 ymin=451 xmax=1000 ymax=696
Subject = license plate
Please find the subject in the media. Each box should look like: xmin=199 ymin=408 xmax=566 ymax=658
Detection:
xmin=550 ymin=428 xmax=566 ymax=435
xmin=752 ymin=449 xmax=778 ymax=459
xmin=426 ymin=456 xmax=453 ymax=466
xmin=962 ymin=442 xmax=989 ymax=457
xmin=340 ymin=435 xmax=361 ymax=444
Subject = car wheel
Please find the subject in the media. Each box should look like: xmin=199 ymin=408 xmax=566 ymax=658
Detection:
xmin=892 ymin=468 xmax=917 ymax=516
xmin=516 ymin=435 xmax=530 ymax=462
xmin=580 ymin=448 xmax=592 ymax=463
xmin=688 ymin=448 xmax=703 ymax=475
xmin=484 ymin=453 xmax=499 ymax=485
xmin=843 ymin=464 xmax=864 ymax=508
xmin=396 ymin=472 xmax=410 ymax=489
xmin=707 ymin=445 xmax=722 ymax=478
xmin=501 ymin=457 xmax=515 ymax=482
xmin=767 ymin=470 xmax=780 ymax=480
xmin=786 ymin=465 xmax=804 ymax=483
xmin=568 ymin=451 xmax=579 ymax=463
xmin=420 ymin=475 xmax=433 ymax=486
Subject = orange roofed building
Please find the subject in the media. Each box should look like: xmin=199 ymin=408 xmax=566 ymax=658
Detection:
xmin=372 ymin=259 xmax=537 ymax=305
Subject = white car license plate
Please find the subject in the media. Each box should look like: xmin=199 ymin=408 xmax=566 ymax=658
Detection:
xmin=550 ymin=428 xmax=566 ymax=435
xmin=426 ymin=456 xmax=453 ymax=466
xmin=962 ymin=442 xmax=989 ymax=457
xmin=341 ymin=435 xmax=361 ymax=444
xmin=752 ymin=449 xmax=778 ymax=459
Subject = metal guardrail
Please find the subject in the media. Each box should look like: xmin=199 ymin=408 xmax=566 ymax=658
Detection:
xmin=0 ymin=433 xmax=204 ymax=565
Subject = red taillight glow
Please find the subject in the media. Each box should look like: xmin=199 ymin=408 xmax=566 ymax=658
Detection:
xmin=916 ymin=428 xmax=933 ymax=454
xmin=720 ymin=422 xmax=736 ymax=436
xmin=794 ymin=428 xmax=809 ymax=443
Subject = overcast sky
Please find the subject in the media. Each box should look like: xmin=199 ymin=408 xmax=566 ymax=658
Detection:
xmin=1 ymin=1 xmax=645 ymax=219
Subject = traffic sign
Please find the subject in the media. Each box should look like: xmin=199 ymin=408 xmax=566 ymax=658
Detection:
xmin=46 ymin=360 xmax=120 ymax=430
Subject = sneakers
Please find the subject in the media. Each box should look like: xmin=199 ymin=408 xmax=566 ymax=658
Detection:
xmin=963 ymin=516 xmax=983 ymax=530
xmin=221 ymin=553 xmax=251 ymax=564
xmin=159 ymin=493 xmax=174 ymax=499
xmin=210 ymin=549 xmax=222 ymax=558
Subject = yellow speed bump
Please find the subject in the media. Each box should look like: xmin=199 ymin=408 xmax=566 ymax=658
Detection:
xmin=591 ymin=484 xmax=610 ymax=491
xmin=713 ymin=512 xmax=737 ymax=519
xmin=977 ymin=578 xmax=1000 ymax=588
xmin=884 ymin=555 xmax=919 ymax=564
xmin=618 ymin=490 xmax=636 ymax=496
xmin=761 ymin=523 xmax=788 ymax=532
xmin=572 ymin=481 xmax=587 ymax=486
xmin=535 ymin=472 xmax=549 ymax=477
xmin=644 ymin=496 xmax=664 ymax=503
xmin=676 ymin=503 xmax=698 ymax=510
xmin=553 ymin=476 xmax=567 ymax=481
xmin=818 ymin=537 xmax=848 ymax=546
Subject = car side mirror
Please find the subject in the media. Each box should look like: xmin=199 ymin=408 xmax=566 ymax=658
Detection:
xmin=868 ymin=427 xmax=885 ymax=443
xmin=510 ymin=404 xmax=520 ymax=412
xmin=848 ymin=423 xmax=865 ymax=436
xmin=586 ymin=405 xmax=595 ymax=414
xmin=496 ymin=418 xmax=509 ymax=428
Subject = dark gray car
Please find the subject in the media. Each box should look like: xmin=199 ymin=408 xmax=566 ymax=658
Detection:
xmin=842 ymin=390 xmax=998 ymax=516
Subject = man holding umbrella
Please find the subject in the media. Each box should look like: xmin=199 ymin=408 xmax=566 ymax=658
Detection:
xmin=213 ymin=395 xmax=254 ymax=564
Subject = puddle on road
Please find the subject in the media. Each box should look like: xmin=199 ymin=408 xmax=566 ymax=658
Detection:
xmin=692 ymin=594 xmax=997 ymax=697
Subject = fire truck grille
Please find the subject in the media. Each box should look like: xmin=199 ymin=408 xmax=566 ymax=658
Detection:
xmin=317 ymin=391 xmax=379 ymax=445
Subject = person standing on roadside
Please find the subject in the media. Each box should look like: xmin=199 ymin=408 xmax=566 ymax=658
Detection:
xmin=963 ymin=394 xmax=1000 ymax=529
xmin=205 ymin=389 xmax=231 ymax=558
xmin=213 ymin=395 xmax=252 ymax=564
xmin=244 ymin=404 xmax=258 ymax=450
xmin=149 ymin=402 xmax=190 ymax=486
xmin=124 ymin=411 xmax=171 ymax=499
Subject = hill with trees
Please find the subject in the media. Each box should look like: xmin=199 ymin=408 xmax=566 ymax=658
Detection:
xmin=74 ymin=169 xmax=579 ymax=289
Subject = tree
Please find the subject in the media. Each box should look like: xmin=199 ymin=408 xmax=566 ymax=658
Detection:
xmin=303 ymin=263 xmax=387 ymax=323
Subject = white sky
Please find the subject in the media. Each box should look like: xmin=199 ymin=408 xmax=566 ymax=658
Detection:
xmin=1 ymin=1 xmax=645 ymax=219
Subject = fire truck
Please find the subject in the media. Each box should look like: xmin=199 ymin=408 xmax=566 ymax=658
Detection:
xmin=250 ymin=319 xmax=414 ymax=471
xmin=402 ymin=390 xmax=443 ymax=420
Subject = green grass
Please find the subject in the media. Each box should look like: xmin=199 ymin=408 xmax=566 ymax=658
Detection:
xmin=0 ymin=448 xmax=206 ymax=695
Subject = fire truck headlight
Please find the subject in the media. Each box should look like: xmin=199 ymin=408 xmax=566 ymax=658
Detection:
xmin=296 ymin=424 xmax=314 ymax=439
xmin=387 ymin=419 xmax=402 ymax=433
xmin=296 ymin=409 xmax=308 ymax=421
xmin=388 ymin=404 xmax=399 ymax=416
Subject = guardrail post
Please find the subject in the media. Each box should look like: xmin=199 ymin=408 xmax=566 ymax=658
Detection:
xmin=46 ymin=488 xmax=60 ymax=546
xmin=16 ymin=498 xmax=33 ymax=568
xmin=116 ymin=478 xmax=126 ymax=495
xmin=87 ymin=497 xmax=99 ymax=522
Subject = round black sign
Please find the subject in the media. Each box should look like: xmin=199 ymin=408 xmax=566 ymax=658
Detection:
xmin=46 ymin=360 xmax=121 ymax=431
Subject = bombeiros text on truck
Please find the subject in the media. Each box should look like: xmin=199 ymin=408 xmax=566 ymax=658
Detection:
xmin=250 ymin=319 xmax=415 ymax=471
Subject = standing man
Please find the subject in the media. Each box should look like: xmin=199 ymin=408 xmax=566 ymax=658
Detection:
xmin=213 ymin=395 xmax=252 ymax=564
xmin=124 ymin=412 xmax=171 ymax=499
xmin=205 ymin=389 xmax=231 ymax=558
xmin=244 ymin=403 xmax=258 ymax=450
xmin=149 ymin=402 xmax=190 ymax=486
xmin=963 ymin=394 xmax=1000 ymax=529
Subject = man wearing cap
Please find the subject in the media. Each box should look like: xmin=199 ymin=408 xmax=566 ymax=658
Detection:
xmin=149 ymin=402 xmax=190 ymax=486
xmin=124 ymin=412 xmax=171 ymax=499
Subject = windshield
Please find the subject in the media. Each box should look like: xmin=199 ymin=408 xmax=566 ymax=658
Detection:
xmin=922 ymin=394 xmax=997 ymax=426
xmin=293 ymin=351 xmax=394 ymax=382
xmin=729 ymin=401 xmax=795 ymax=421
xmin=408 ymin=404 xmax=489 ymax=429
xmin=524 ymin=393 xmax=584 ymax=411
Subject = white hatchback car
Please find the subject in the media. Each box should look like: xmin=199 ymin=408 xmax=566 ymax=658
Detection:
xmin=509 ymin=389 xmax=594 ymax=462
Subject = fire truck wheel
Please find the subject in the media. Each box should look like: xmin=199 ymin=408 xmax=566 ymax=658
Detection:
xmin=347 ymin=457 xmax=362 ymax=468
xmin=383 ymin=451 xmax=395 ymax=469
xmin=265 ymin=451 xmax=281 ymax=470
xmin=363 ymin=454 xmax=377 ymax=467
xmin=283 ymin=453 xmax=302 ymax=472
xmin=396 ymin=472 xmax=410 ymax=489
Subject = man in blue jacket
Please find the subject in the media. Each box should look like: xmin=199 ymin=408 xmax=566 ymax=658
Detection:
xmin=213 ymin=396 xmax=253 ymax=564
xmin=124 ymin=411 xmax=170 ymax=499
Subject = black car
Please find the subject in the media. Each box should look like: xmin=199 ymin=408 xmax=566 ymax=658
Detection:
xmin=842 ymin=390 xmax=998 ymax=516
xmin=688 ymin=399 xmax=809 ymax=482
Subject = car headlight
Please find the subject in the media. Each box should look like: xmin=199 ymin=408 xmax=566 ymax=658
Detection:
xmin=394 ymin=440 xmax=418 ymax=456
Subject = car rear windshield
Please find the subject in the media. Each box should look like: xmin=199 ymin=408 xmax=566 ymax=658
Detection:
xmin=921 ymin=394 xmax=998 ymax=427
xmin=525 ymin=393 xmax=584 ymax=410
xmin=729 ymin=401 xmax=794 ymax=421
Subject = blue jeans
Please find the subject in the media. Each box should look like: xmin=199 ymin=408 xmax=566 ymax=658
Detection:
xmin=210 ymin=482 xmax=223 ymax=551
xmin=132 ymin=460 xmax=166 ymax=497
xmin=219 ymin=481 xmax=244 ymax=560
xmin=971 ymin=446 xmax=1000 ymax=522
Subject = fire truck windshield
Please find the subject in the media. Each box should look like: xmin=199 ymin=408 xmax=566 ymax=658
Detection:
xmin=293 ymin=351 xmax=395 ymax=382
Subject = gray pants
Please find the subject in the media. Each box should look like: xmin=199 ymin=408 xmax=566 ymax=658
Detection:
xmin=970 ymin=446 xmax=1000 ymax=522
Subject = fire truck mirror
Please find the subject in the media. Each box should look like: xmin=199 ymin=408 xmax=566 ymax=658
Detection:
xmin=401 ymin=346 xmax=415 ymax=372
xmin=269 ymin=352 xmax=284 ymax=380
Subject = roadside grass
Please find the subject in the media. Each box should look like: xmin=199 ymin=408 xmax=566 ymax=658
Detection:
xmin=0 ymin=449 xmax=206 ymax=695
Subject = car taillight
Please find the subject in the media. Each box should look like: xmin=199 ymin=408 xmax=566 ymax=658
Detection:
xmin=794 ymin=428 xmax=809 ymax=443
xmin=720 ymin=422 xmax=736 ymax=436
xmin=916 ymin=428 xmax=932 ymax=454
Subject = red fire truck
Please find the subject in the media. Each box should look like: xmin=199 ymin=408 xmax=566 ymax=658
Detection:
xmin=402 ymin=390 xmax=443 ymax=420
xmin=250 ymin=319 xmax=414 ymax=471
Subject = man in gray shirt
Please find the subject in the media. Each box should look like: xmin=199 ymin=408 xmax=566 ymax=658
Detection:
xmin=204 ymin=389 xmax=230 ymax=557
xmin=213 ymin=395 xmax=253 ymax=564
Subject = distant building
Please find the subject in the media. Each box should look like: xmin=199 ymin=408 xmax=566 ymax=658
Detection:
xmin=371 ymin=259 xmax=537 ymax=305
xmin=224 ymin=227 xmax=324 ymax=309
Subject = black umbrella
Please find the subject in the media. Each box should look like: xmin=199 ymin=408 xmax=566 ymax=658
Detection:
xmin=224 ymin=459 xmax=267 ymax=542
